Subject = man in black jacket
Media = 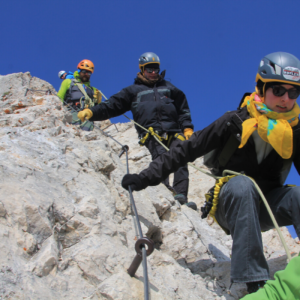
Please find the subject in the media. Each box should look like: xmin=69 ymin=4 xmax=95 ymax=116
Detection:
xmin=121 ymin=52 xmax=300 ymax=294
xmin=78 ymin=52 xmax=195 ymax=208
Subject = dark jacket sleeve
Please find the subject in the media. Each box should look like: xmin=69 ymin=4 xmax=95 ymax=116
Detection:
xmin=292 ymin=126 xmax=300 ymax=175
xmin=170 ymin=84 xmax=194 ymax=130
xmin=139 ymin=111 xmax=234 ymax=187
xmin=89 ymin=86 xmax=134 ymax=121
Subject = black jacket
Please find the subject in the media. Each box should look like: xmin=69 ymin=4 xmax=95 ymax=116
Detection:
xmin=89 ymin=72 xmax=193 ymax=135
xmin=138 ymin=106 xmax=300 ymax=194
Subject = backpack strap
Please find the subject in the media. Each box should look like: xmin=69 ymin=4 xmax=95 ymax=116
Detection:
xmin=72 ymin=79 xmax=95 ymax=108
xmin=218 ymin=134 xmax=240 ymax=167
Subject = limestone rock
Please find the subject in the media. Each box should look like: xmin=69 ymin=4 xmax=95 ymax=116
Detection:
xmin=0 ymin=72 xmax=299 ymax=299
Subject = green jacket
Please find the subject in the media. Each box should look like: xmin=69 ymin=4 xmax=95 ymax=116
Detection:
xmin=57 ymin=71 xmax=100 ymax=102
xmin=242 ymin=253 xmax=300 ymax=300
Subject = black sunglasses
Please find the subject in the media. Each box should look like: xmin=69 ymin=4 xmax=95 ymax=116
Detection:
xmin=80 ymin=70 xmax=92 ymax=75
xmin=145 ymin=68 xmax=160 ymax=74
xmin=271 ymin=85 xmax=300 ymax=100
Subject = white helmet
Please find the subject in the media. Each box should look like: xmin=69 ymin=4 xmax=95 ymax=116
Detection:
xmin=58 ymin=70 xmax=66 ymax=79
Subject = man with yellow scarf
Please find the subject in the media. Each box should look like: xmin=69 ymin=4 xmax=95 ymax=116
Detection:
xmin=121 ymin=52 xmax=300 ymax=295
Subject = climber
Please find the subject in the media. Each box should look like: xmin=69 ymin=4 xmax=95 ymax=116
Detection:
xmin=121 ymin=52 xmax=300 ymax=294
xmin=57 ymin=60 xmax=101 ymax=108
xmin=77 ymin=52 xmax=195 ymax=208
xmin=57 ymin=60 xmax=102 ymax=131
xmin=58 ymin=70 xmax=74 ymax=80
xmin=241 ymin=253 xmax=300 ymax=299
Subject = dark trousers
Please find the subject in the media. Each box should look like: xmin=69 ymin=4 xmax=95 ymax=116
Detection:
xmin=215 ymin=175 xmax=300 ymax=283
xmin=145 ymin=135 xmax=189 ymax=197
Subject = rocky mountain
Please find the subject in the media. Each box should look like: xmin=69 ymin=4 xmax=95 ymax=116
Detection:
xmin=0 ymin=72 xmax=299 ymax=299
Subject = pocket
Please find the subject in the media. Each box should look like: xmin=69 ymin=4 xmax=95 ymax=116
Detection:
xmin=160 ymin=96 xmax=174 ymax=104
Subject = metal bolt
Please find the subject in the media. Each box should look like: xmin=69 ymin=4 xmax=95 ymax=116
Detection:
xmin=227 ymin=122 xmax=230 ymax=126
xmin=237 ymin=134 xmax=240 ymax=138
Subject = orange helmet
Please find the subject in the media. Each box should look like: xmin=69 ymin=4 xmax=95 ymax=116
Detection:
xmin=77 ymin=59 xmax=94 ymax=73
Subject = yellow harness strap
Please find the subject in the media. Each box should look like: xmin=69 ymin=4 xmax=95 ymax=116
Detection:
xmin=139 ymin=129 xmax=185 ymax=147
xmin=203 ymin=175 xmax=236 ymax=234
xmin=208 ymin=175 xmax=236 ymax=219
xmin=174 ymin=133 xmax=185 ymax=141
xmin=139 ymin=127 xmax=165 ymax=146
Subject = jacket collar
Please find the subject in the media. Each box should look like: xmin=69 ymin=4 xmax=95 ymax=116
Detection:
xmin=134 ymin=70 xmax=166 ymax=86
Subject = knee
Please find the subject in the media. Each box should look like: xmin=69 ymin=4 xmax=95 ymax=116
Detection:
xmin=222 ymin=175 xmax=255 ymax=200
xmin=288 ymin=186 xmax=300 ymax=204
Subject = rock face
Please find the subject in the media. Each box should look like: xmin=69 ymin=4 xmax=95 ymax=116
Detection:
xmin=0 ymin=72 xmax=299 ymax=299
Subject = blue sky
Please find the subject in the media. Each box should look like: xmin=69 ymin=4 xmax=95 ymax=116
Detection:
xmin=1 ymin=0 xmax=299 ymax=238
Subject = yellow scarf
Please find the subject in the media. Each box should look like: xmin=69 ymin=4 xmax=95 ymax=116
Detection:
xmin=239 ymin=92 xmax=300 ymax=159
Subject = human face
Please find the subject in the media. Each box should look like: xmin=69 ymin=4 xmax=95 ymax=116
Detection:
xmin=144 ymin=64 xmax=159 ymax=80
xmin=264 ymin=84 xmax=298 ymax=113
xmin=79 ymin=69 xmax=92 ymax=82
xmin=61 ymin=73 xmax=66 ymax=80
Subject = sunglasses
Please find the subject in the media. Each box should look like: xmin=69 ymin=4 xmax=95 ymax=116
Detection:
xmin=145 ymin=68 xmax=160 ymax=74
xmin=271 ymin=85 xmax=300 ymax=100
xmin=80 ymin=70 xmax=92 ymax=75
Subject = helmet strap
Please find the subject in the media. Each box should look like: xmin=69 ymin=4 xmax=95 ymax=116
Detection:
xmin=263 ymin=83 xmax=266 ymax=98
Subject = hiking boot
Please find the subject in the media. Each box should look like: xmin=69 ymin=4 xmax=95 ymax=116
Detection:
xmin=246 ymin=281 xmax=266 ymax=294
xmin=174 ymin=194 xmax=187 ymax=205
xmin=185 ymin=202 xmax=197 ymax=211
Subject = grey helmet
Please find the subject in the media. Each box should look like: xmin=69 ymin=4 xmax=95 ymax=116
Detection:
xmin=256 ymin=52 xmax=300 ymax=87
xmin=58 ymin=70 xmax=66 ymax=79
xmin=139 ymin=52 xmax=160 ymax=72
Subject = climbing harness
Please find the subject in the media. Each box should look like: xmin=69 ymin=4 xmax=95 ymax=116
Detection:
xmin=139 ymin=127 xmax=165 ymax=146
xmin=201 ymin=175 xmax=236 ymax=221
xmin=71 ymin=79 xmax=98 ymax=109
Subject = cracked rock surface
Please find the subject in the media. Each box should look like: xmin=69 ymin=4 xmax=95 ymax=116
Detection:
xmin=0 ymin=72 xmax=300 ymax=299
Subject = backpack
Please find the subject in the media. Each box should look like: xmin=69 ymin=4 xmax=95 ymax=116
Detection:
xmin=203 ymin=134 xmax=240 ymax=173
xmin=203 ymin=93 xmax=251 ymax=172
xmin=65 ymin=72 xmax=74 ymax=79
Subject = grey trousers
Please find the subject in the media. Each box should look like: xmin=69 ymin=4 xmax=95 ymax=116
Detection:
xmin=215 ymin=175 xmax=300 ymax=283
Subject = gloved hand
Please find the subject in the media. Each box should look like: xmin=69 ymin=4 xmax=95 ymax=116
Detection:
xmin=122 ymin=174 xmax=145 ymax=191
xmin=94 ymin=89 xmax=102 ymax=104
xmin=184 ymin=128 xmax=194 ymax=140
xmin=78 ymin=109 xmax=93 ymax=122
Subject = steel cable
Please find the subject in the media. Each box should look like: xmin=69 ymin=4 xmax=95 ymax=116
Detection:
xmin=28 ymin=88 xmax=152 ymax=300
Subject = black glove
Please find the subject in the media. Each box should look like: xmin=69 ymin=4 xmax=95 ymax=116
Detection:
xmin=122 ymin=174 xmax=145 ymax=191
